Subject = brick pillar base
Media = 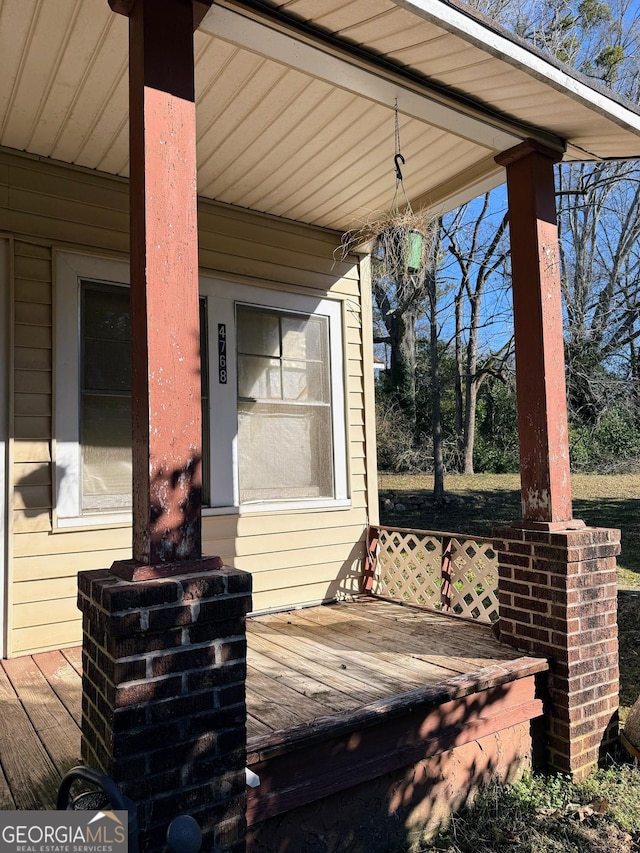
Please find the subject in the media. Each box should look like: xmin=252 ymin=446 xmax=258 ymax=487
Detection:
xmin=77 ymin=560 xmax=252 ymax=853
xmin=494 ymin=526 xmax=620 ymax=780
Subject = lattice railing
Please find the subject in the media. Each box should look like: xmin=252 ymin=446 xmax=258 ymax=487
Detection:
xmin=368 ymin=525 xmax=499 ymax=623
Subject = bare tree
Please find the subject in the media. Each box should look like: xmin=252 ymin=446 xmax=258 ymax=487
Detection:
xmin=441 ymin=195 xmax=513 ymax=473
xmin=558 ymin=160 xmax=640 ymax=423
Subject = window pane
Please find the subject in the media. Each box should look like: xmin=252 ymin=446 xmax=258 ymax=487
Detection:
xmin=83 ymin=338 xmax=130 ymax=391
xmin=238 ymin=355 xmax=281 ymax=399
xmin=281 ymin=315 xmax=324 ymax=360
xmin=82 ymin=284 xmax=131 ymax=391
xmin=81 ymin=394 xmax=132 ymax=511
xmin=281 ymin=360 xmax=328 ymax=402
xmin=237 ymin=307 xmax=280 ymax=357
xmin=83 ymin=286 xmax=131 ymax=341
xmin=79 ymin=283 xmax=210 ymax=514
xmin=81 ymin=283 xmax=132 ymax=513
xmin=238 ymin=403 xmax=333 ymax=502
xmin=236 ymin=306 xmax=334 ymax=504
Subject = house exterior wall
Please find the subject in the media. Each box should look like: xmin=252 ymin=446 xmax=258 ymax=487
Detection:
xmin=0 ymin=237 xmax=8 ymax=658
xmin=0 ymin=147 xmax=377 ymax=657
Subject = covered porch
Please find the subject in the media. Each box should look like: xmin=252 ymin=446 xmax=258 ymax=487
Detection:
xmin=1 ymin=0 xmax=637 ymax=848
xmin=0 ymin=596 xmax=546 ymax=847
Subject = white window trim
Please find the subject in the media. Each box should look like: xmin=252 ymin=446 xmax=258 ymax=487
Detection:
xmin=55 ymin=252 xmax=131 ymax=528
xmin=200 ymin=274 xmax=349 ymax=514
xmin=54 ymin=256 xmax=350 ymax=528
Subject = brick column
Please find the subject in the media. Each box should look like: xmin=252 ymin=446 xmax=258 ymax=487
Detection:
xmin=494 ymin=526 xmax=620 ymax=779
xmin=78 ymin=561 xmax=251 ymax=853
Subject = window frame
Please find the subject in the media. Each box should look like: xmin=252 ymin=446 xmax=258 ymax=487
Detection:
xmin=55 ymin=253 xmax=131 ymax=528
xmin=200 ymin=275 xmax=349 ymax=514
xmin=55 ymin=257 xmax=350 ymax=527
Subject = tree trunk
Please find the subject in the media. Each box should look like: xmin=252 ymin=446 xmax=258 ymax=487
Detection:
xmin=372 ymin=273 xmax=419 ymax=438
xmin=462 ymin=295 xmax=480 ymax=475
xmin=462 ymin=379 xmax=478 ymax=474
xmin=389 ymin=306 xmax=418 ymax=433
xmin=454 ymin=292 xmax=464 ymax=468
xmin=429 ymin=273 xmax=445 ymax=502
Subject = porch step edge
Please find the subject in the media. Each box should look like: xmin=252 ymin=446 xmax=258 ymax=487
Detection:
xmin=247 ymin=655 xmax=548 ymax=763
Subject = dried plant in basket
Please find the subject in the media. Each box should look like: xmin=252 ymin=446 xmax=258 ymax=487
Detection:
xmin=338 ymin=99 xmax=439 ymax=287
xmin=338 ymin=205 xmax=439 ymax=291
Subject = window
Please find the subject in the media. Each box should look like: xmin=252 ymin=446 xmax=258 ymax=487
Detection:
xmin=236 ymin=305 xmax=333 ymax=503
xmin=201 ymin=276 xmax=348 ymax=512
xmin=55 ymin=255 xmax=349 ymax=525
xmin=56 ymin=254 xmax=132 ymax=526
xmin=80 ymin=281 xmax=132 ymax=513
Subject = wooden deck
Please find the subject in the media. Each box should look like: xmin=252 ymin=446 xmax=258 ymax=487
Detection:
xmin=0 ymin=598 xmax=548 ymax=812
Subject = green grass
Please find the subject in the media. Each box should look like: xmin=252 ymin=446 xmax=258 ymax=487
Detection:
xmin=378 ymin=473 xmax=640 ymax=588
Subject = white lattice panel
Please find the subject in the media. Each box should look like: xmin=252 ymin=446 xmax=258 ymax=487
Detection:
xmin=373 ymin=529 xmax=444 ymax=609
xmin=447 ymin=538 xmax=499 ymax=623
xmin=372 ymin=527 xmax=499 ymax=623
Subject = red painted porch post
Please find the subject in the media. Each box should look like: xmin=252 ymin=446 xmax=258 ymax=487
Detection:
xmin=495 ymin=140 xmax=573 ymax=526
xmin=110 ymin=0 xmax=212 ymax=567
xmin=80 ymin=5 xmax=250 ymax=851
xmin=493 ymin=141 xmax=620 ymax=779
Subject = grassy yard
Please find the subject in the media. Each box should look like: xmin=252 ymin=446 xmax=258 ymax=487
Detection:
xmin=378 ymin=473 xmax=640 ymax=852
xmin=378 ymin=473 xmax=640 ymax=588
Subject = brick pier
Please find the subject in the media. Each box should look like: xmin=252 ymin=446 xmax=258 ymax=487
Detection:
xmin=495 ymin=526 xmax=620 ymax=779
xmin=78 ymin=560 xmax=251 ymax=853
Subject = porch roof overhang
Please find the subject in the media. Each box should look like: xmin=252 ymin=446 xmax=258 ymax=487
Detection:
xmin=3 ymin=0 xmax=640 ymax=232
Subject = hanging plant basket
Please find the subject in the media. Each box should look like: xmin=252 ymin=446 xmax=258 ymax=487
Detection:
xmin=337 ymin=99 xmax=437 ymax=282
xmin=339 ymin=207 xmax=437 ymax=284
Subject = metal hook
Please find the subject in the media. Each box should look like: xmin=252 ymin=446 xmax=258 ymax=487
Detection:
xmin=394 ymin=153 xmax=405 ymax=181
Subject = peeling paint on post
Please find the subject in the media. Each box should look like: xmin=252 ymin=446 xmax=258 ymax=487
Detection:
xmin=495 ymin=140 xmax=573 ymax=525
xmin=114 ymin=0 xmax=209 ymax=564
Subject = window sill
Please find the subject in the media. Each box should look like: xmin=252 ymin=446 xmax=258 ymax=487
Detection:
xmin=53 ymin=511 xmax=132 ymax=532
xmin=204 ymin=498 xmax=352 ymax=516
xmin=53 ymin=499 xmax=353 ymax=531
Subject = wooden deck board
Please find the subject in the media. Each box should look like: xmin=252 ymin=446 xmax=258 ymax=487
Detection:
xmin=247 ymin=666 xmax=336 ymax=732
xmin=247 ymin=647 xmax=363 ymax=714
xmin=310 ymin=600 xmax=516 ymax=670
xmin=246 ymin=630 xmax=392 ymax=704
xmin=60 ymin=647 xmax=82 ymax=674
xmin=292 ymin=605 xmax=469 ymax=681
xmin=0 ymin=764 xmax=16 ymax=810
xmin=0 ymin=598 xmax=547 ymax=811
xmin=2 ymin=657 xmax=81 ymax=777
xmin=0 ymin=666 xmax=62 ymax=809
xmin=32 ymin=650 xmax=82 ymax=727
xmin=249 ymin=613 xmax=422 ymax=695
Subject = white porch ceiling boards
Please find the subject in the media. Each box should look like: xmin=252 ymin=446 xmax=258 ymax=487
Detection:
xmin=2 ymin=0 xmax=640 ymax=233
xmin=255 ymin=0 xmax=640 ymax=160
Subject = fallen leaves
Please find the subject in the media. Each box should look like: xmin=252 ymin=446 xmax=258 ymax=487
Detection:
xmin=536 ymin=797 xmax=610 ymax=822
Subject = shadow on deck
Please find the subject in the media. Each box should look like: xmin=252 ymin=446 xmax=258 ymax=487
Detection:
xmin=0 ymin=597 xmax=548 ymax=848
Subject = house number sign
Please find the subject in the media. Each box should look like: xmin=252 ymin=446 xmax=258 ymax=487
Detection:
xmin=218 ymin=324 xmax=227 ymax=384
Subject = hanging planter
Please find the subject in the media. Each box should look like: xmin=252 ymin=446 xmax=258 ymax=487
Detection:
xmin=337 ymin=100 xmax=437 ymax=283
xmin=340 ymin=206 xmax=436 ymax=286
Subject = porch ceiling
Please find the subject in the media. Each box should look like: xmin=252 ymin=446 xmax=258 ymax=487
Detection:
xmin=2 ymin=0 xmax=640 ymax=233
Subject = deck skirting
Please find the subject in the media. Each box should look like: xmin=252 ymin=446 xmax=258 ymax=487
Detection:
xmin=247 ymin=659 xmax=546 ymax=834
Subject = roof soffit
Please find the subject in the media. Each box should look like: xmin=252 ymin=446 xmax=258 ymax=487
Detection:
xmin=229 ymin=0 xmax=640 ymax=160
xmin=203 ymin=0 xmax=560 ymax=153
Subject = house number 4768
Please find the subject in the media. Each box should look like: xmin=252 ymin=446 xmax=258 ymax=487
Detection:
xmin=218 ymin=324 xmax=227 ymax=384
